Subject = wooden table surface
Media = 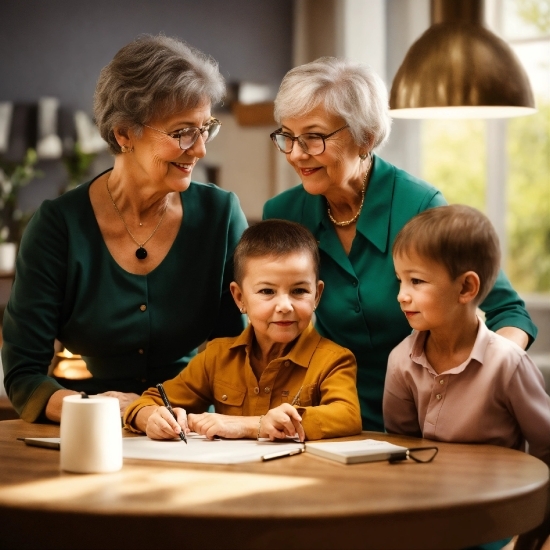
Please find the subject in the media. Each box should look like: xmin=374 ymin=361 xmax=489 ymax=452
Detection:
xmin=0 ymin=419 xmax=547 ymax=550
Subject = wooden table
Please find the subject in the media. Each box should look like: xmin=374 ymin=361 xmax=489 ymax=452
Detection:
xmin=0 ymin=420 xmax=547 ymax=550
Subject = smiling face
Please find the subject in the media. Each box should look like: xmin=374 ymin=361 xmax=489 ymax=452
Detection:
xmin=124 ymin=103 xmax=212 ymax=193
xmin=230 ymin=252 xmax=324 ymax=357
xmin=394 ymin=249 xmax=466 ymax=333
xmin=280 ymin=104 xmax=365 ymax=200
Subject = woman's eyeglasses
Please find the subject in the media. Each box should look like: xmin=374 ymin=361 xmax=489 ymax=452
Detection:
xmin=388 ymin=446 xmax=439 ymax=464
xmin=270 ymin=124 xmax=349 ymax=156
xmin=144 ymin=118 xmax=221 ymax=150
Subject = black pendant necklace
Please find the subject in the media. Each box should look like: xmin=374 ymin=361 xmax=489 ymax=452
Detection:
xmin=136 ymin=247 xmax=148 ymax=260
xmin=106 ymin=179 xmax=168 ymax=260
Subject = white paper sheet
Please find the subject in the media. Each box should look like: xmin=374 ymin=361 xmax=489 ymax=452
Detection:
xmin=123 ymin=434 xmax=305 ymax=464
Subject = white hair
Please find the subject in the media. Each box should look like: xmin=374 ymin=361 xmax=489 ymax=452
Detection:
xmin=274 ymin=57 xmax=392 ymax=150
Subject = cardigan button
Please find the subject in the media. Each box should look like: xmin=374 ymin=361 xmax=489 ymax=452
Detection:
xmin=221 ymin=394 xmax=228 ymax=401
xmin=140 ymin=304 xmax=147 ymax=312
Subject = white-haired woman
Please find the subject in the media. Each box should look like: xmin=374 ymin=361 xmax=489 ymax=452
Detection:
xmin=3 ymin=34 xmax=247 ymax=423
xmin=263 ymin=57 xmax=536 ymax=432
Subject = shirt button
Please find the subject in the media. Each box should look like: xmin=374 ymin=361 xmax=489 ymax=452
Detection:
xmin=138 ymin=349 xmax=144 ymax=355
xmin=140 ymin=304 xmax=147 ymax=312
xmin=436 ymin=394 xmax=442 ymax=400
xmin=254 ymin=387 xmax=259 ymax=394
xmin=221 ymin=394 xmax=227 ymax=401
xmin=284 ymin=360 xmax=290 ymax=367
xmin=355 ymin=305 xmax=361 ymax=313
xmin=439 ymin=379 xmax=445 ymax=385
xmin=352 ymin=281 xmax=358 ymax=287
xmin=264 ymin=387 xmax=271 ymax=394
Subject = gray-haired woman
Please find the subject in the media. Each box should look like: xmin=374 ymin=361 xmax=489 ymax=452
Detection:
xmin=3 ymin=34 xmax=247 ymax=423
xmin=263 ymin=57 xmax=537 ymax=431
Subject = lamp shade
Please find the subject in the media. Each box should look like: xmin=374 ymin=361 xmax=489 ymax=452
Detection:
xmin=389 ymin=0 xmax=536 ymax=118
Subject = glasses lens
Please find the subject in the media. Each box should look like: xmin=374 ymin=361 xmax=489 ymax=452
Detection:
xmin=272 ymin=133 xmax=291 ymax=153
xmin=178 ymin=128 xmax=200 ymax=150
xmin=301 ymin=134 xmax=325 ymax=155
xmin=203 ymin=122 xmax=221 ymax=144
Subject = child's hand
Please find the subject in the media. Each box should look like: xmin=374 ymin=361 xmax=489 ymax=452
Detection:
xmin=145 ymin=406 xmax=189 ymax=440
xmin=261 ymin=404 xmax=305 ymax=442
xmin=187 ymin=412 xmax=253 ymax=440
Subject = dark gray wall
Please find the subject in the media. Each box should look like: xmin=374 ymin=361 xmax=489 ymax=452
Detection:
xmin=0 ymin=0 xmax=293 ymax=211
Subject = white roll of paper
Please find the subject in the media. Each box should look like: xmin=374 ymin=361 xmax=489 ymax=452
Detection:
xmin=60 ymin=395 xmax=122 ymax=473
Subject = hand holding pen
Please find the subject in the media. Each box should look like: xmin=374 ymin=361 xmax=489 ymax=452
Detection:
xmin=155 ymin=383 xmax=188 ymax=444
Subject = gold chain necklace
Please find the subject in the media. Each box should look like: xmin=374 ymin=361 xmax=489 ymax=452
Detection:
xmin=327 ymin=154 xmax=372 ymax=227
xmin=106 ymin=178 xmax=169 ymax=260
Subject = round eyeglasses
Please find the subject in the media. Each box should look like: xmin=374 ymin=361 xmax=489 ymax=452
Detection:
xmin=270 ymin=124 xmax=349 ymax=156
xmin=143 ymin=118 xmax=221 ymax=150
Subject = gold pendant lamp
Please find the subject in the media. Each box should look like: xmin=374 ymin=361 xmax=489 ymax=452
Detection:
xmin=389 ymin=0 xmax=536 ymax=118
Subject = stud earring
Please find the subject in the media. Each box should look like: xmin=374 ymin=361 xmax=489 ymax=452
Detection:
xmin=120 ymin=145 xmax=134 ymax=153
xmin=359 ymin=153 xmax=367 ymax=161
xmin=239 ymin=306 xmax=246 ymax=314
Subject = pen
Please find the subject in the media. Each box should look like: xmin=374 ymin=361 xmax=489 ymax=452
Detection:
xmin=156 ymin=383 xmax=187 ymax=444
xmin=290 ymin=386 xmax=303 ymax=406
xmin=261 ymin=448 xmax=304 ymax=461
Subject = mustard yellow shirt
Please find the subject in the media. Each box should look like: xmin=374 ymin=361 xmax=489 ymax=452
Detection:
xmin=124 ymin=323 xmax=362 ymax=440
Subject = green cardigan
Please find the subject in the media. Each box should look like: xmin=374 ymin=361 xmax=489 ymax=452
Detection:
xmin=263 ymin=155 xmax=537 ymax=431
xmin=2 ymin=172 xmax=248 ymax=422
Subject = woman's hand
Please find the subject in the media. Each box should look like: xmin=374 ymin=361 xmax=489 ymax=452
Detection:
xmin=99 ymin=391 xmax=140 ymax=416
xmin=260 ymin=404 xmax=305 ymax=442
xmin=188 ymin=412 xmax=255 ymax=440
xmin=144 ymin=406 xmax=189 ymax=440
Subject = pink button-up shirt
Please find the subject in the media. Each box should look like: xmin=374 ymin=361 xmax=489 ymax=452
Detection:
xmin=383 ymin=320 xmax=550 ymax=464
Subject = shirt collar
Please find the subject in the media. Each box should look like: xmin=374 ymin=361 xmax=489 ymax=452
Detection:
xmin=410 ymin=316 xmax=490 ymax=374
xmin=287 ymin=155 xmax=395 ymax=279
xmin=229 ymin=322 xmax=321 ymax=369
xmin=299 ymin=154 xmax=395 ymax=255
xmin=355 ymin=155 xmax=395 ymax=254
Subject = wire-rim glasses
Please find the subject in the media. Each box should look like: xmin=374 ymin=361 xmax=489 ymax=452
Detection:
xmin=143 ymin=118 xmax=221 ymax=150
xmin=270 ymin=124 xmax=349 ymax=155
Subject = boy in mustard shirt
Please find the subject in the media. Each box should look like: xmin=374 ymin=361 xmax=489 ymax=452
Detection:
xmin=124 ymin=219 xmax=361 ymax=441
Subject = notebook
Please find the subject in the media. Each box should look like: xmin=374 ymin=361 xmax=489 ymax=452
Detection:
xmin=305 ymin=438 xmax=408 ymax=464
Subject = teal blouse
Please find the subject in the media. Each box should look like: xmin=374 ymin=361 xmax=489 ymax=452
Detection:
xmin=2 ymin=172 xmax=248 ymax=422
xmin=263 ymin=155 xmax=537 ymax=431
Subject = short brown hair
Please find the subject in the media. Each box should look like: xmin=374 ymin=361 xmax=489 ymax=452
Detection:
xmin=392 ymin=205 xmax=501 ymax=304
xmin=233 ymin=220 xmax=320 ymax=285
xmin=94 ymin=34 xmax=225 ymax=154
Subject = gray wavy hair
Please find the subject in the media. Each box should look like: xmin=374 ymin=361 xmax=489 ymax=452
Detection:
xmin=274 ymin=57 xmax=392 ymax=150
xmin=94 ymin=34 xmax=225 ymax=154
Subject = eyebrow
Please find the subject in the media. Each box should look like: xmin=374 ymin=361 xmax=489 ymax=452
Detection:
xmin=253 ymin=280 xmax=313 ymax=286
xmin=169 ymin=117 xmax=213 ymax=130
xmin=281 ymin=124 xmax=327 ymax=134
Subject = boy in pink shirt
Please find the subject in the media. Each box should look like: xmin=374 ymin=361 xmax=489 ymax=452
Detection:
xmin=383 ymin=205 xmax=549 ymax=550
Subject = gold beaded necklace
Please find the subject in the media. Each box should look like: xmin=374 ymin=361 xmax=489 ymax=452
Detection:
xmin=106 ymin=178 xmax=169 ymax=260
xmin=327 ymin=154 xmax=372 ymax=227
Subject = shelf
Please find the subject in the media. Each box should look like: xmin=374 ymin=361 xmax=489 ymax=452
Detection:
xmin=231 ymin=102 xmax=276 ymax=127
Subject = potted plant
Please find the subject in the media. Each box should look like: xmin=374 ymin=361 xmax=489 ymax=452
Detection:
xmin=0 ymin=148 xmax=42 ymax=272
xmin=61 ymin=142 xmax=96 ymax=194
